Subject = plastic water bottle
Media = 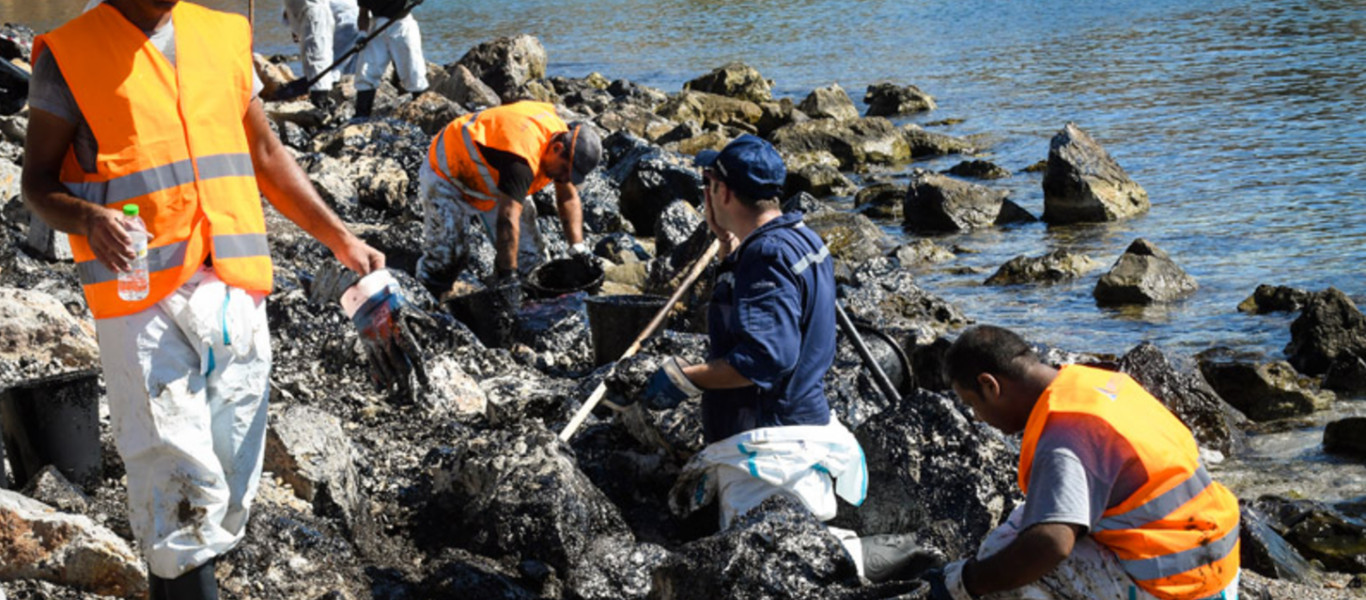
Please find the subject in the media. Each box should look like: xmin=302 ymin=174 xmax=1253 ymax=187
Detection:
xmin=117 ymin=204 xmax=149 ymax=301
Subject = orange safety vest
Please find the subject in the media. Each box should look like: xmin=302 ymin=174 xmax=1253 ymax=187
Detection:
xmin=1020 ymin=365 xmax=1240 ymax=600
xmin=426 ymin=101 xmax=567 ymax=212
xmin=33 ymin=2 xmax=272 ymax=320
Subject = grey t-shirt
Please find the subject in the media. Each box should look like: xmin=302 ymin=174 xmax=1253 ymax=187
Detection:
xmin=29 ymin=13 xmax=262 ymax=174
xmin=1019 ymin=412 xmax=1150 ymax=534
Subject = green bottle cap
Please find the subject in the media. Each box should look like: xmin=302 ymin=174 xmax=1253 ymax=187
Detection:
xmin=123 ymin=204 xmax=139 ymax=217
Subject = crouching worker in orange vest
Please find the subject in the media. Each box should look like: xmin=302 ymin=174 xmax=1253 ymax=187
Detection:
xmin=417 ymin=102 xmax=602 ymax=327
xmin=22 ymin=1 xmax=424 ymax=597
xmin=927 ymin=325 xmax=1241 ymax=600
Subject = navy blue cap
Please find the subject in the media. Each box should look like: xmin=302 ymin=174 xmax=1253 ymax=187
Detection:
xmin=694 ymin=134 xmax=786 ymax=201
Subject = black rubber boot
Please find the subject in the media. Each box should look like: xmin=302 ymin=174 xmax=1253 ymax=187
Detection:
xmin=309 ymin=89 xmax=332 ymax=111
xmin=159 ymin=559 xmax=219 ymax=600
xmin=355 ymin=89 xmax=376 ymax=118
xmin=860 ymin=534 xmax=946 ymax=584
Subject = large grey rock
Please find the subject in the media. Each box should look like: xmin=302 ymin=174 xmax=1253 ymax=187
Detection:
xmin=771 ymin=117 xmax=912 ymax=171
xmin=904 ymin=169 xmax=1035 ymax=232
xmin=785 ymin=162 xmax=856 ymax=198
xmin=417 ymin=355 xmax=488 ymax=418
xmin=1253 ymin=496 xmax=1366 ymax=575
xmin=1284 ymin=288 xmax=1366 ymax=377
xmin=565 ymin=538 xmax=673 ymax=600
xmin=797 ymin=83 xmax=859 ymax=121
xmin=350 ymin=155 xmax=410 ymax=214
xmin=803 ymin=211 xmax=890 ymax=264
xmin=1042 ymin=122 xmax=1150 ymax=224
xmin=390 ymin=91 xmax=466 ymax=135
xmin=894 ymin=240 xmax=955 ymax=267
xmin=984 ymin=250 xmax=1102 ymax=285
xmin=0 ymin=489 xmax=147 ymax=598
xmin=756 ymin=98 xmax=805 ymax=138
xmin=654 ymin=90 xmax=763 ymax=131
xmin=424 ymin=422 xmax=633 ymax=573
xmin=1324 ymin=355 xmax=1366 ymax=394
xmin=653 ymin=496 xmax=861 ymax=600
xmin=653 ymin=201 xmax=704 ymax=261
xmin=432 ymin=63 xmax=502 ymax=109
xmin=263 ymin=405 xmax=364 ymax=529
xmin=900 ymin=125 xmax=977 ymax=159
xmin=594 ymin=104 xmax=677 ymax=142
xmin=864 ymin=82 xmax=937 ymax=117
xmin=18 ymin=465 xmax=89 ymax=514
xmin=845 ymin=390 xmax=1020 ymax=559
xmin=1240 ymin=503 xmax=1319 ymax=584
xmin=683 ymin=61 xmax=773 ymax=104
xmin=0 ymin=287 xmax=99 ymax=389
xmin=1323 ymin=417 xmax=1366 ymax=458
xmin=454 ymin=35 xmax=548 ymax=103
xmin=1117 ymin=342 xmax=1248 ymax=456
xmin=1093 ymin=239 xmax=1198 ymax=306
xmin=612 ymin=145 xmax=703 ymax=237
xmin=1196 ymin=355 xmax=1333 ymax=421
xmin=855 ymin=182 xmax=904 ymax=221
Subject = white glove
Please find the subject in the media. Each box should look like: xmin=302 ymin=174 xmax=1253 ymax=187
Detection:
xmin=568 ymin=242 xmax=590 ymax=257
xmin=944 ymin=559 xmax=975 ymax=600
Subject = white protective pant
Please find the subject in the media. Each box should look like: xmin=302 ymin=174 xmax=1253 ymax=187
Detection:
xmin=355 ymin=14 xmax=428 ymax=93
xmin=284 ymin=0 xmax=338 ymax=91
xmin=964 ymin=505 xmax=1240 ymax=600
xmin=330 ymin=0 xmax=362 ymax=75
xmin=95 ymin=268 xmax=271 ymax=579
xmin=673 ymin=418 xmax=869 ymax=575
xmin=416 ymin=160 xmax=545 ymax=291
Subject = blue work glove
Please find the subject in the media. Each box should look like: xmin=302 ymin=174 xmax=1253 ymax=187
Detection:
xmin=642 ymin=357 xmax=703 ymax=410
xmin=343 ymin=270 xmax=431 ymax=394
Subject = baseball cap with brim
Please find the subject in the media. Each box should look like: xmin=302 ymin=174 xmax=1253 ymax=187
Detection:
xmin=694 ymin=134 xmax=786 ymax=201
xmin=566 ymin=122 xmax=602 ymax=185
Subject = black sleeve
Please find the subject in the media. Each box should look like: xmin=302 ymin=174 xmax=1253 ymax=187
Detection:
xmin=477 ymin=142 xmax=536 ymax=200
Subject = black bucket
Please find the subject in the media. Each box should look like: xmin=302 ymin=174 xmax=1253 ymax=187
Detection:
xmin=0 ymin=371 xmax=103 ymax=491
xmin=525 ymin=257 xmax=605 ymax=299
xmin=585 ymin=294 xmax=670 ymax=366
xmin=443 ymin=281 xmax=521 ymax=348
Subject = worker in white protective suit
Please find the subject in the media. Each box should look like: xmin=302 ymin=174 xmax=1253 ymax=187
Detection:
xmin=353 ymin=0 xmax=428 ymax=117
xmin=23 ymin=0 xmax=427 ymax=597
xmin=283 ymin=0 xmax=352 ymax=107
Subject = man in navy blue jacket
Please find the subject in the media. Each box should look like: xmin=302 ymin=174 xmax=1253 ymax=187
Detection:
xmin=635 ymin=135 xmax=941 ymax=583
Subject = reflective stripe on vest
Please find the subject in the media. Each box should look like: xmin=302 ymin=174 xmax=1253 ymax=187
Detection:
xmin=1020 ymin=366 xmax=1240 ymax=600
xmin=63 ymin=153 xmax=254 ymax=206
xmin=433 ymin=123 xmax=501 ymax=208
xmin=35 ymin=3 xmax=272 ymax=319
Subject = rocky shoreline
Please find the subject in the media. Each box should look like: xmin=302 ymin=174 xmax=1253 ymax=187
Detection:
xmin=2 ymin=27 xmax=1365 ymax=600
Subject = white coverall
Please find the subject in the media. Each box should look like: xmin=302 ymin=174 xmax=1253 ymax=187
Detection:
xmin=415 ymin=160 xmax=546 ymax=289
xmin=669 ymin=418 xmax=870 ymax=575
xmin=95 ymin=268 xmax=271 ymax=578
xmin=283 ymin=0 xmax=341 ymax=92
xmin=330 ymin=0 xmax=362 ymax=75
xmin=355 ymin=13 xmax=428 ymax=93
xmin=942 ymin=506 xmax=1241 ymax=600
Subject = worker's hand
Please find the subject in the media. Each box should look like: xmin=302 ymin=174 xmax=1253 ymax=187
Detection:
xmin=346 ymin=270 xmax=431 ymax=395
xmin=921 ymin=560 xmax=973 ymax=600
xmin=643 ymin=357 xmax=703 ymax=410
xmin=567 ymin=242 xmax=602 ymax=273
xmin=333 ymin=236 xmax=386 ymax=276
xmin=85 ymin=206 xmax=135 ymax=273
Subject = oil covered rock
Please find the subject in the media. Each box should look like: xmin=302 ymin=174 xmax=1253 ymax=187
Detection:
xmin=422 ymin=422 xmax=633 ymax=574
xmin=651 ymin=495 xmax=861 ymax=600
xmin=842 ymin=389 xmax=1020 ymax=559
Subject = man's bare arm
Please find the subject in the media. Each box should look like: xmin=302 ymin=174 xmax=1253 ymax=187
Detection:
xmin=22 ymin=108 xmax=133 ymax=272
xmin=243 ymin=97 xmax=383 ymax=275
